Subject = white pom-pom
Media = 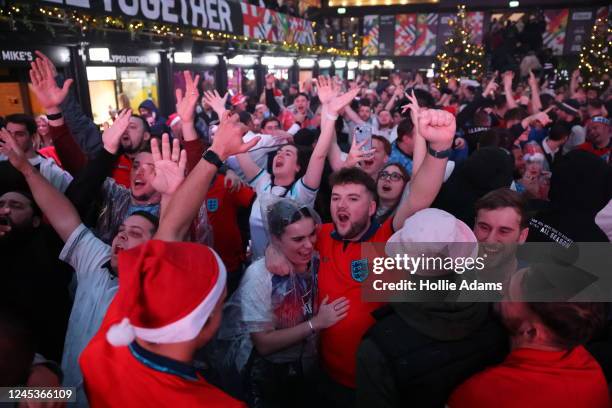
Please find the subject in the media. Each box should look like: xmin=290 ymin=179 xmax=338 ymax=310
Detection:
xmin=106 ymin=318 xmax=136 ymax=346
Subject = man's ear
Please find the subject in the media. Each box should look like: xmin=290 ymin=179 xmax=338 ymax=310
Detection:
xmin=518 ymin=227 xmax=529 ymax=244
xmin=143 ymin=131 xmax=151 ymax=142
xmin=368 ymin=199 xmax=377 ymax=218
xmin=32 ymin=215 xmax=41 ymax=229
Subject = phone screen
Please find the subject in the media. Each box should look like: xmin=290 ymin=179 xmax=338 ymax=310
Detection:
xmin=354 ymin=124 xmax=372 ymax=151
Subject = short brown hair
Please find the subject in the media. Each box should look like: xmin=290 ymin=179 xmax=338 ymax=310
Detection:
xmin=527 ymin=302 xmax=606 ymax=349
xmin=372 ymin=135 xmax=391 ymax=156
xmin=475 ymin=188 xmax=529 ymax=228
xmin=329 ymin=167 xmax=378 ymax=201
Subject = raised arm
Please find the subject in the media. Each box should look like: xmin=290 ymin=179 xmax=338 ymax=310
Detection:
xmin=154 ymin=113 xmax=259 ymax=242
xmin=302 ymin=77 xmax=360 ymax=190
xmin=150 ymin=134 xmax=187 ymax=221
xmin=0 ymin=129 xmax=80 ymax=242
xmin=30 ymin=52 xmax=87 ymax=175
xmin=528 ymin=70 xmax=542 ymax=113
xmin=34 ymin=51 xmax=102 ymax=156
xmin=264 ymin=74 xmax=282 ymax=117
xmin=342 ymin=104 xmax=365 ymax=125
xmin=502 ymin=71 xmax=519 ymax=110
xmin=175 ymin=70 xmax=201 ymax=145
xmin=393 ymin=109 xmax=455 ymax=231
xmin=403 ymin=91 xmax=427 ymax=177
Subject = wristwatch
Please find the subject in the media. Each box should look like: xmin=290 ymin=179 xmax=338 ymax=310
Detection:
xmin=427 ymin=144 xmax=453 ymax=159
xmin=202 ymin=149 xmax=223 ymax=169
xmin=46 ymin=112 xmax=63 ymax=120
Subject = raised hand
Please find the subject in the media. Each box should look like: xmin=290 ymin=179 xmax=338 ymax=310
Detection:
xmin=29 ymin=51 xmax=73 ymax=111
xmin=327 ymin=87 xmax=360 ymax=115
xmin=102 ymin=108 xmax=132 ymax=154
xmin=316 ymin=76 xmax=337 ymax=105
xmin=210 ymin=111 xmax=258 ymax=160
xmin=345 ymin=136 xmax=375 ymax=168
xmin=151 ymin=133 xmax=187 ymax=196
xmin=0 ymin=128 xmax=30 ymax=173
xmin=528 ymin=70 xmax=538 ymax=89
xmin=175 ymin=71 xmax=201 ymax=123
xmin=265 ymin=73 xmax=276 ymax=89
xmin=418 ymin=109 xmax=456 ymax=149
xmin=224 ymin=168 xmax=245 ymax=193
xmin=502 ymin=70 xmax=514 ymax=88
xmin=202 ymin=90 xmax=228 ymax=117
xmin=402 ymin=90 xmax=421 ymax=130
xmin=311 ymin=296 xmax=350 ymax=330
xmin=532 ymin=108 xmax=552 ymax=126
xmin=483 ymin=72 xmax=499 ymax=97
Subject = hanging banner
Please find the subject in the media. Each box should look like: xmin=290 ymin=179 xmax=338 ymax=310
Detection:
xmin=395 ymin=14 xmax=417 ymax=56
xmin=466 ymin=11 xmax=484 ymax=45
xmin=378 ymin=15 xmax=396 ymax=56
xmin=362 ymin=15 xmax=379 ymax=56
xmin=40 ymin=0 xmax=314 ymax=45
xmin=543 ymin=9 xmax=569 ymax=56
xmin=414 ymin=13 xmax=438 ymax=56
xmin=564 ymin=9 xmax=595 ymax=54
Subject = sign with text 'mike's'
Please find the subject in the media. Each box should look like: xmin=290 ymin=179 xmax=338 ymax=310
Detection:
xmin=0 ymin=46 xmax=70 ymax=67
xmin=40 ymin=0 xmax=315 ymax=45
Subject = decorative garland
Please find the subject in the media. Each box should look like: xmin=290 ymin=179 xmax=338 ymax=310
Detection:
xmin=0 ymin=3 xmax=359 ymax=58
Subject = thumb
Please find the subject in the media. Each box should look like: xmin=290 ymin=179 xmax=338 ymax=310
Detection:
xmin=61 ymin=78 xmax=74 ymax=95
xmin=320 ymin=295 xmax=329 ymax=306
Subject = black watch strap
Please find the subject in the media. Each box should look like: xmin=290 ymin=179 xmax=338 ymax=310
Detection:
xmin=427 ymin=144 xmax=453 ymax=159
xmin=46 ymin=112 xmax=63 ymax=120
xmin=202 ymin=149 xmax=223 ymax=169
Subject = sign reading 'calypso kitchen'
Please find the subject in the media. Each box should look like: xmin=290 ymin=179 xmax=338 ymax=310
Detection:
xmin=42 ymin=0 xmax=241 ymax=33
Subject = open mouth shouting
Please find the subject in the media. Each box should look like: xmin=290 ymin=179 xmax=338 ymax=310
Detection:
xmin=133 ymin=178 xmax=146 ymax=189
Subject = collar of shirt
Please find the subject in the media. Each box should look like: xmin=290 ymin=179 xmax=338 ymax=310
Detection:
xmin=392 ymin=142 xmax=413 ymax=159
xmin=331 ymin=218 xmax=382 ymax=243
xmin=542 ymin=137 xmax=559 ymax=155
xmin=128 ymin=341 xmax=198 ymax=381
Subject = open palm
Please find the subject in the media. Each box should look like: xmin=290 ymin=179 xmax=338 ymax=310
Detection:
xmin=151 ymin=135 xmax=187 ymax=195
xmin=29 ymin=54 xmax=73 ymax=110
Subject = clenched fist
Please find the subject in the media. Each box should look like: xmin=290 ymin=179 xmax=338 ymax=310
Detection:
xmin=417 ymin=109 xmax=456 ymax=149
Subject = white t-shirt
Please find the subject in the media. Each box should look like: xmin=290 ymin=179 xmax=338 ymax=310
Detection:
xmin=59 ymin=224 xmax=116 ymax=407
xmin=248 ymin=170 xmax=318 ymax=259
xmin=0 ymin=154 xmax=73 ymax=192
xmin=226 ymin=132 xmax=283 ymax=181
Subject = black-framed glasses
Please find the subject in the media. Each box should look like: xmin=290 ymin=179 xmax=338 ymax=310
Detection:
xmin=378 ymin=171 xmax=405 ymax=182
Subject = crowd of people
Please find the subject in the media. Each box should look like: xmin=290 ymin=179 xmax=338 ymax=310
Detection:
xmin=0 ymin=43 xmax=611 ymax=408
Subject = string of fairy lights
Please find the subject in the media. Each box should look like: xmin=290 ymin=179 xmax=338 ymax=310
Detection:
xmin=0 ymin=3 xmax=360 ymax=58
xmin=577 ymin=14 xmax=611 ymax=88
xmin=435 ymin=5 xmax=485 ymax=86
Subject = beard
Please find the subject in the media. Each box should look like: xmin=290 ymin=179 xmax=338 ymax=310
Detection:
xmin=0 ymin=217 xmax=35 ymax=245
xmin=334 ymin=215 xmax=370 ymax=240
xmin=131 ymin=191 xmax=157 ymax=203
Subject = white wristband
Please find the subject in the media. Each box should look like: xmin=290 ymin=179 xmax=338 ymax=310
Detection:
xmin=326 ymin=112 xmax=338 ymax=121
xmin=307 ymin=320 xmax=316 ymax=334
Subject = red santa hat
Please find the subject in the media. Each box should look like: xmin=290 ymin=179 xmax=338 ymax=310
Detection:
xmin=166 ymin=113 xmax=181 ymax=127
xmin=106 ymin=240 xmax=226 ymax=346
xmin=231 ymin=93 xmax=248 ymax=106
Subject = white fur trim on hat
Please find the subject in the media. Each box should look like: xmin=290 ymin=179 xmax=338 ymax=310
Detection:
xmin=106 ymin=318 xmax=136 ymax=346
xmin=106 ymin=249 xmax=227 ymax=346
